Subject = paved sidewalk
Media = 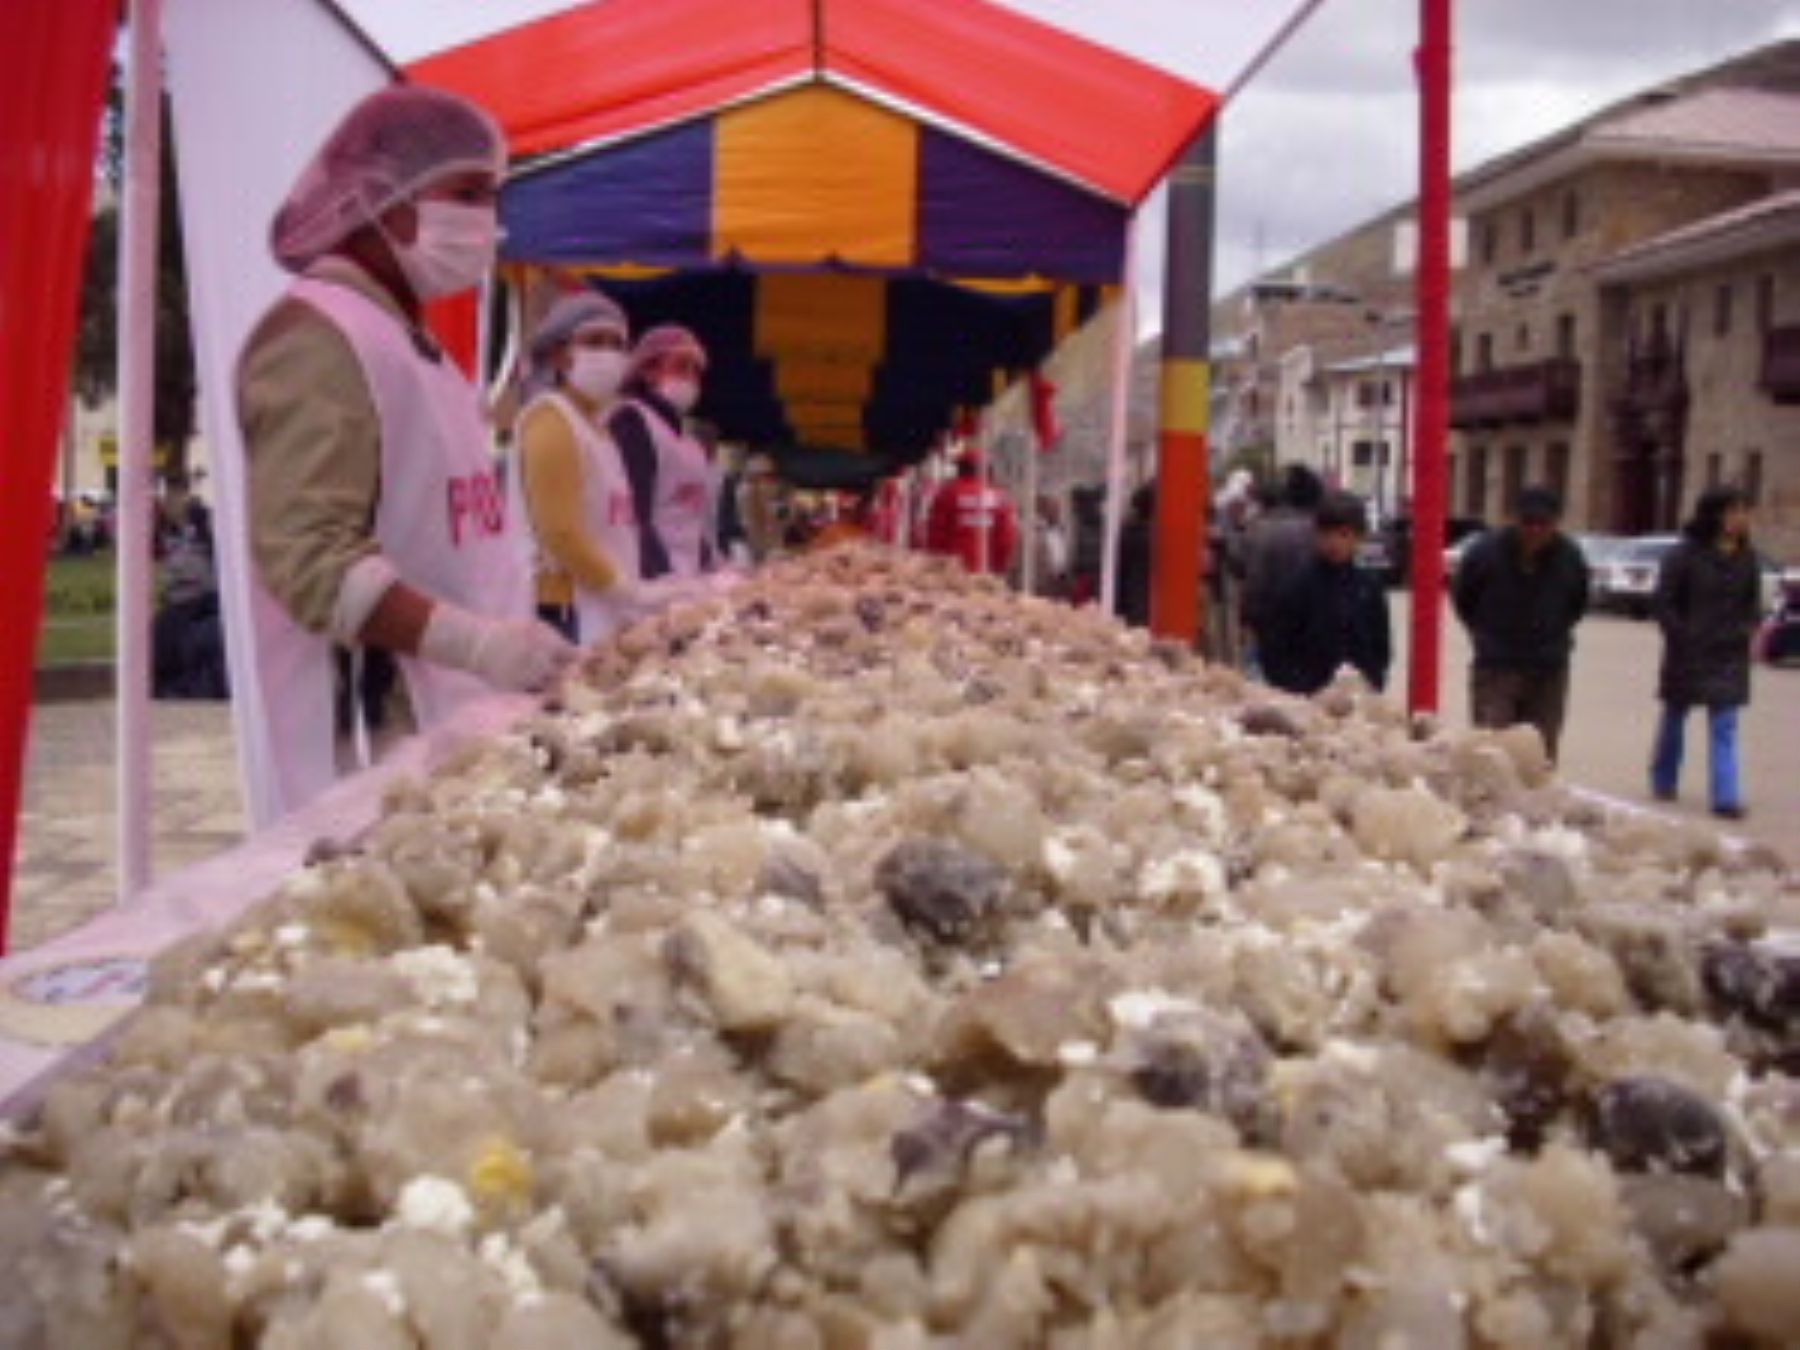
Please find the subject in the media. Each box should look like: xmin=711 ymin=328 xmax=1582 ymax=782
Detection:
xmin=11 ymin=701 xmax=244 ymax=952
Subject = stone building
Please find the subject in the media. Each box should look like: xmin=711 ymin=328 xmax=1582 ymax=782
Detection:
xmin=1450 ymin=70 xmax=1800 ymax=542
xmin=1276 ymin=343 xmax=1416 ymax=520
xmin=1221 ymin=40 xmax=1800 ymax=560
xmin=1592 ymin=190 xmax=1800 ymax=558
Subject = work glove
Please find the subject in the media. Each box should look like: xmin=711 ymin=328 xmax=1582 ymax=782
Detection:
xmin=420 ymin=603 xmax=576 ymax=693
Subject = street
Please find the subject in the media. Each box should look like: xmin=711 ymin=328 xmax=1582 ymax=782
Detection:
xmin=1396 ymin=594 xmax=1798 ymax=858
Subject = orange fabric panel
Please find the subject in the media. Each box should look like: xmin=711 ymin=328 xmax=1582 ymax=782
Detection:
xmin=776 ymin=359 xmax=873 ymax=404
xmin=715 ymin=86 xmax=917 ymax=268
xmin=1055 ymin=285 xmax=1080 ymax=343
xmin=755 ymin=273 xmax=887 ymax=362
xmin=824 ymin=0 xmax=1219 ymax=204
xmin=408 ymin=0 xmax=813 ymax=157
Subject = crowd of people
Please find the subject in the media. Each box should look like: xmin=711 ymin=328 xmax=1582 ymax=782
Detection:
xmin=1206 ymin=464 xmax=1765 ymax=821
xmin=99 ymin=80 xmax=1751 ymax=823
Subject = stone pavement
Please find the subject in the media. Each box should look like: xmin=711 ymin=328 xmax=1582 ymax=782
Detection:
xmin=11 ymin=701 xmax=244 ymax=952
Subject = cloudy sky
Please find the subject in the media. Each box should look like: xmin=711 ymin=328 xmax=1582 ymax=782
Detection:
xmin=359 ymin=0 xmax=1800 ymax=309
xmin=1008 ymin=0 xmax=1800 ymax=314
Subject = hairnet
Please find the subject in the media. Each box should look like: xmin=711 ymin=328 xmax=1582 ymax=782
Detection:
xmin=271 ymin=86 xmax=507 ymax=272
xmin=628 ymin=324 xmax=707 ymax=381
xmin=529 ymin=292 xmax=629 ymax=365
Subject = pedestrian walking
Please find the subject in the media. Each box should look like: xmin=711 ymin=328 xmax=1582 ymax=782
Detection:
xmin=1452 ymin=485 xmax=1589 ymax=760
xmin=1649 ymin=486 xmax=1763 ymax=820
xmin=1239 ymin=463 xmax=1324 ymax=667
xmin=1259 ymin=491 xmax=1390 ymax=696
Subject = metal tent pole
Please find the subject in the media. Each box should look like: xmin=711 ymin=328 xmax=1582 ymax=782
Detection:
xmin=1153 ymin=125 xmax=1217 ymax=645
xmin=117 ymin=0 xmax=165 ymax=903
xmin=1408 ymin=0 xmax=1455 ymax=714
xmin=1098 ymin=216 xmax=1138 ymax=617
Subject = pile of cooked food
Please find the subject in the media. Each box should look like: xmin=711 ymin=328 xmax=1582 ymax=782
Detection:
xmin=1 ymin=547 xmax=1795 ymax=1348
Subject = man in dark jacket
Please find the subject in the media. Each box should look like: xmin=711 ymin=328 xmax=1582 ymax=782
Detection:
xmin=1651 ymin=487 xmax=1762 ymax=819
xmin=1260 ymin=492 xmax=1390 ymax=696
xmin=1239 ymin=463 xmax=1325 ymax=659
xmin=1452 ymin=486 xmax=1589 ymax=760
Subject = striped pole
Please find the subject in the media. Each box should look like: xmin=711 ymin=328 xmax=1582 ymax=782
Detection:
xmin=1153 ymin=125 xmax=1217 ymax=645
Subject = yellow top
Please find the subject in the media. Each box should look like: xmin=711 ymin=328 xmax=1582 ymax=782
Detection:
xmin=515 ymin=394 xmax=624 ymax=600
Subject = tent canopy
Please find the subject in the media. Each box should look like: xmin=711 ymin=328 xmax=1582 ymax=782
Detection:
xmin=406 ymin=0 xmax=1218 ymax=206
xmin=545 ymin=266 xmax=1105 ymax=458
xmin=391 ymin=0 xmax=1218 ymax=460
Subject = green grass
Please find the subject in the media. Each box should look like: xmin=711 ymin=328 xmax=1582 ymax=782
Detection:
xmin=38 ymin=554 xmax=117 ymax=667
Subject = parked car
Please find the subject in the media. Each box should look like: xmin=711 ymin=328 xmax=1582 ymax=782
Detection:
xmin=1368 ymin=514 xmax=1486 ymax=587
xmin=1593 ymin=534 xmax=1679 ymax=617
xmin=1757 ymin=553 xmax=1790 ymax=614
xmin=1572 ymin=533 xmax=1630 ymax=603
xmin=1442 ymin=529 xmax=1486 ymax=584
xmin=1757 ymin=568 xmax=1800 ymax=665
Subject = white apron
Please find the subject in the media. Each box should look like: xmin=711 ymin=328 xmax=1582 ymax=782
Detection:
xmin=621 ymin=397 xmax=716 ymax=577
xmin=508 ymin=391 xmax=642 ymax=645
xmin=252 ymin=275 xmax=528 ymax=816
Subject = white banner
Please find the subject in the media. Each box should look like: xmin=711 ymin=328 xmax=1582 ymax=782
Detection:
xmin=164 ymin=0 xmax=389 ymax=827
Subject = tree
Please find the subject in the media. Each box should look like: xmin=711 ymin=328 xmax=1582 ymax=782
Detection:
xmin=73 ymin=65 xmax=197 ymax=483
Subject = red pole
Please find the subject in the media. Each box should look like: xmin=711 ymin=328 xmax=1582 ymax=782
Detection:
xmin=1408 ymin=0 xmax=1454 ymax=714
xmin=0 ymin=0 xmax=117 ymax=951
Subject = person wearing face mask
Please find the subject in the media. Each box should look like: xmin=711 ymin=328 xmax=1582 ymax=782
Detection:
xmin=236 ymin=86 xmax=574 ymax=813
xmin=607 ymin=325 xmax=725 ymax=583
xmin=509 ymin=291 xmax=687 ymax=646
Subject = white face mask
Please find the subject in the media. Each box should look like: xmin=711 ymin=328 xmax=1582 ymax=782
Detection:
xmin=392 ymin=200 xmax=498 ymax=301
xmin=657 ymin=376 xmax=701 ymax=414
xmin=566 ymin=347 xmax=628 ymax=403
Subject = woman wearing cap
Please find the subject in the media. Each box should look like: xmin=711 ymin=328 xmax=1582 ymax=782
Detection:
xmin=508 ymin=293 xmax=701 ymax=645
xmin=237 ymin=87 xmax=573 ymax=813
xmin=607 ymin=325 xmax=725 ymax=582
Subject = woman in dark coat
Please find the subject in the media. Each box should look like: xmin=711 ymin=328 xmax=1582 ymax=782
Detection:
xmin=1650 ymin=487 xmax=1762 ymax=819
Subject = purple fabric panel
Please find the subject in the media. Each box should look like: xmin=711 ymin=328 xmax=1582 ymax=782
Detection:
xmin=918 ymin=129 xmax=1127 ymax=283
xmin=502 ymin=118 xmax=714 ymax=266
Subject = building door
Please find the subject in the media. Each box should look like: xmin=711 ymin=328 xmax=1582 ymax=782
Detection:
xmin=1503 ymin=445 xmax=1528 ymax=513
xmin=1465 ymin=445 xmax=1489 ymax=520
xmin=1546 ymin=443 xmax=1570 ymax=507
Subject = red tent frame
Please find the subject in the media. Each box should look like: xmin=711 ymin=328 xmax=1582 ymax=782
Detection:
xmin=0 ymin=0 xmax=1457 ymax=949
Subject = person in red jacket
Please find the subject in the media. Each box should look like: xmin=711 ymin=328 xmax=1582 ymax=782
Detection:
xmin=926 ymin=452 xmax=1019 ymax=575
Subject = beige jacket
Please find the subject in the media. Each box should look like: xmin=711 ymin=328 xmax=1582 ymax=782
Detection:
xmin=236 ymin=257 xmax=440 ymax=632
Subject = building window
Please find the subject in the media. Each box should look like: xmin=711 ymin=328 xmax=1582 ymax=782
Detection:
xmin=1745 ymin=450 xmax=1764 ymax=507
xmin=1381 ymin=380 xmax=1395 ymax=406
xmin=1353 ymin=440 xmax=1376 ymax=468
xmin=1503 ymin=444 xmax=1528 ymax=510
xmin=1715 ymin=282 xmax=1733 ymax=338
xmin=1477 ymin=333 xmax=1494 ymax=371
xmin=1562 ymin=191 xmax=1578 ymax=240
xmin=1450 ymin=326 xmax=1463 ymax=376
xmin=1516 ymin=323 xmax=1531 ymax=354
xmin=1467 ymin=446 xmax=1489 ymax=519
xmin=1757 ymin=274 xmax=1776 ymax=332
xmin=1556 ymin=313 xmax=1577 ymax=360
xmin=1546 ymin=442 xmax=1571 ymax=502
xmin=1520 ymin=208 xmax=1535 ymax=256
xmin=1481 ymin=220 xmax=1497 ymax=267
xmin=1706 ymin=452 xmax=1723 ymax=490
xmin=1357 ymin=382 xmax=1376 ymax=409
